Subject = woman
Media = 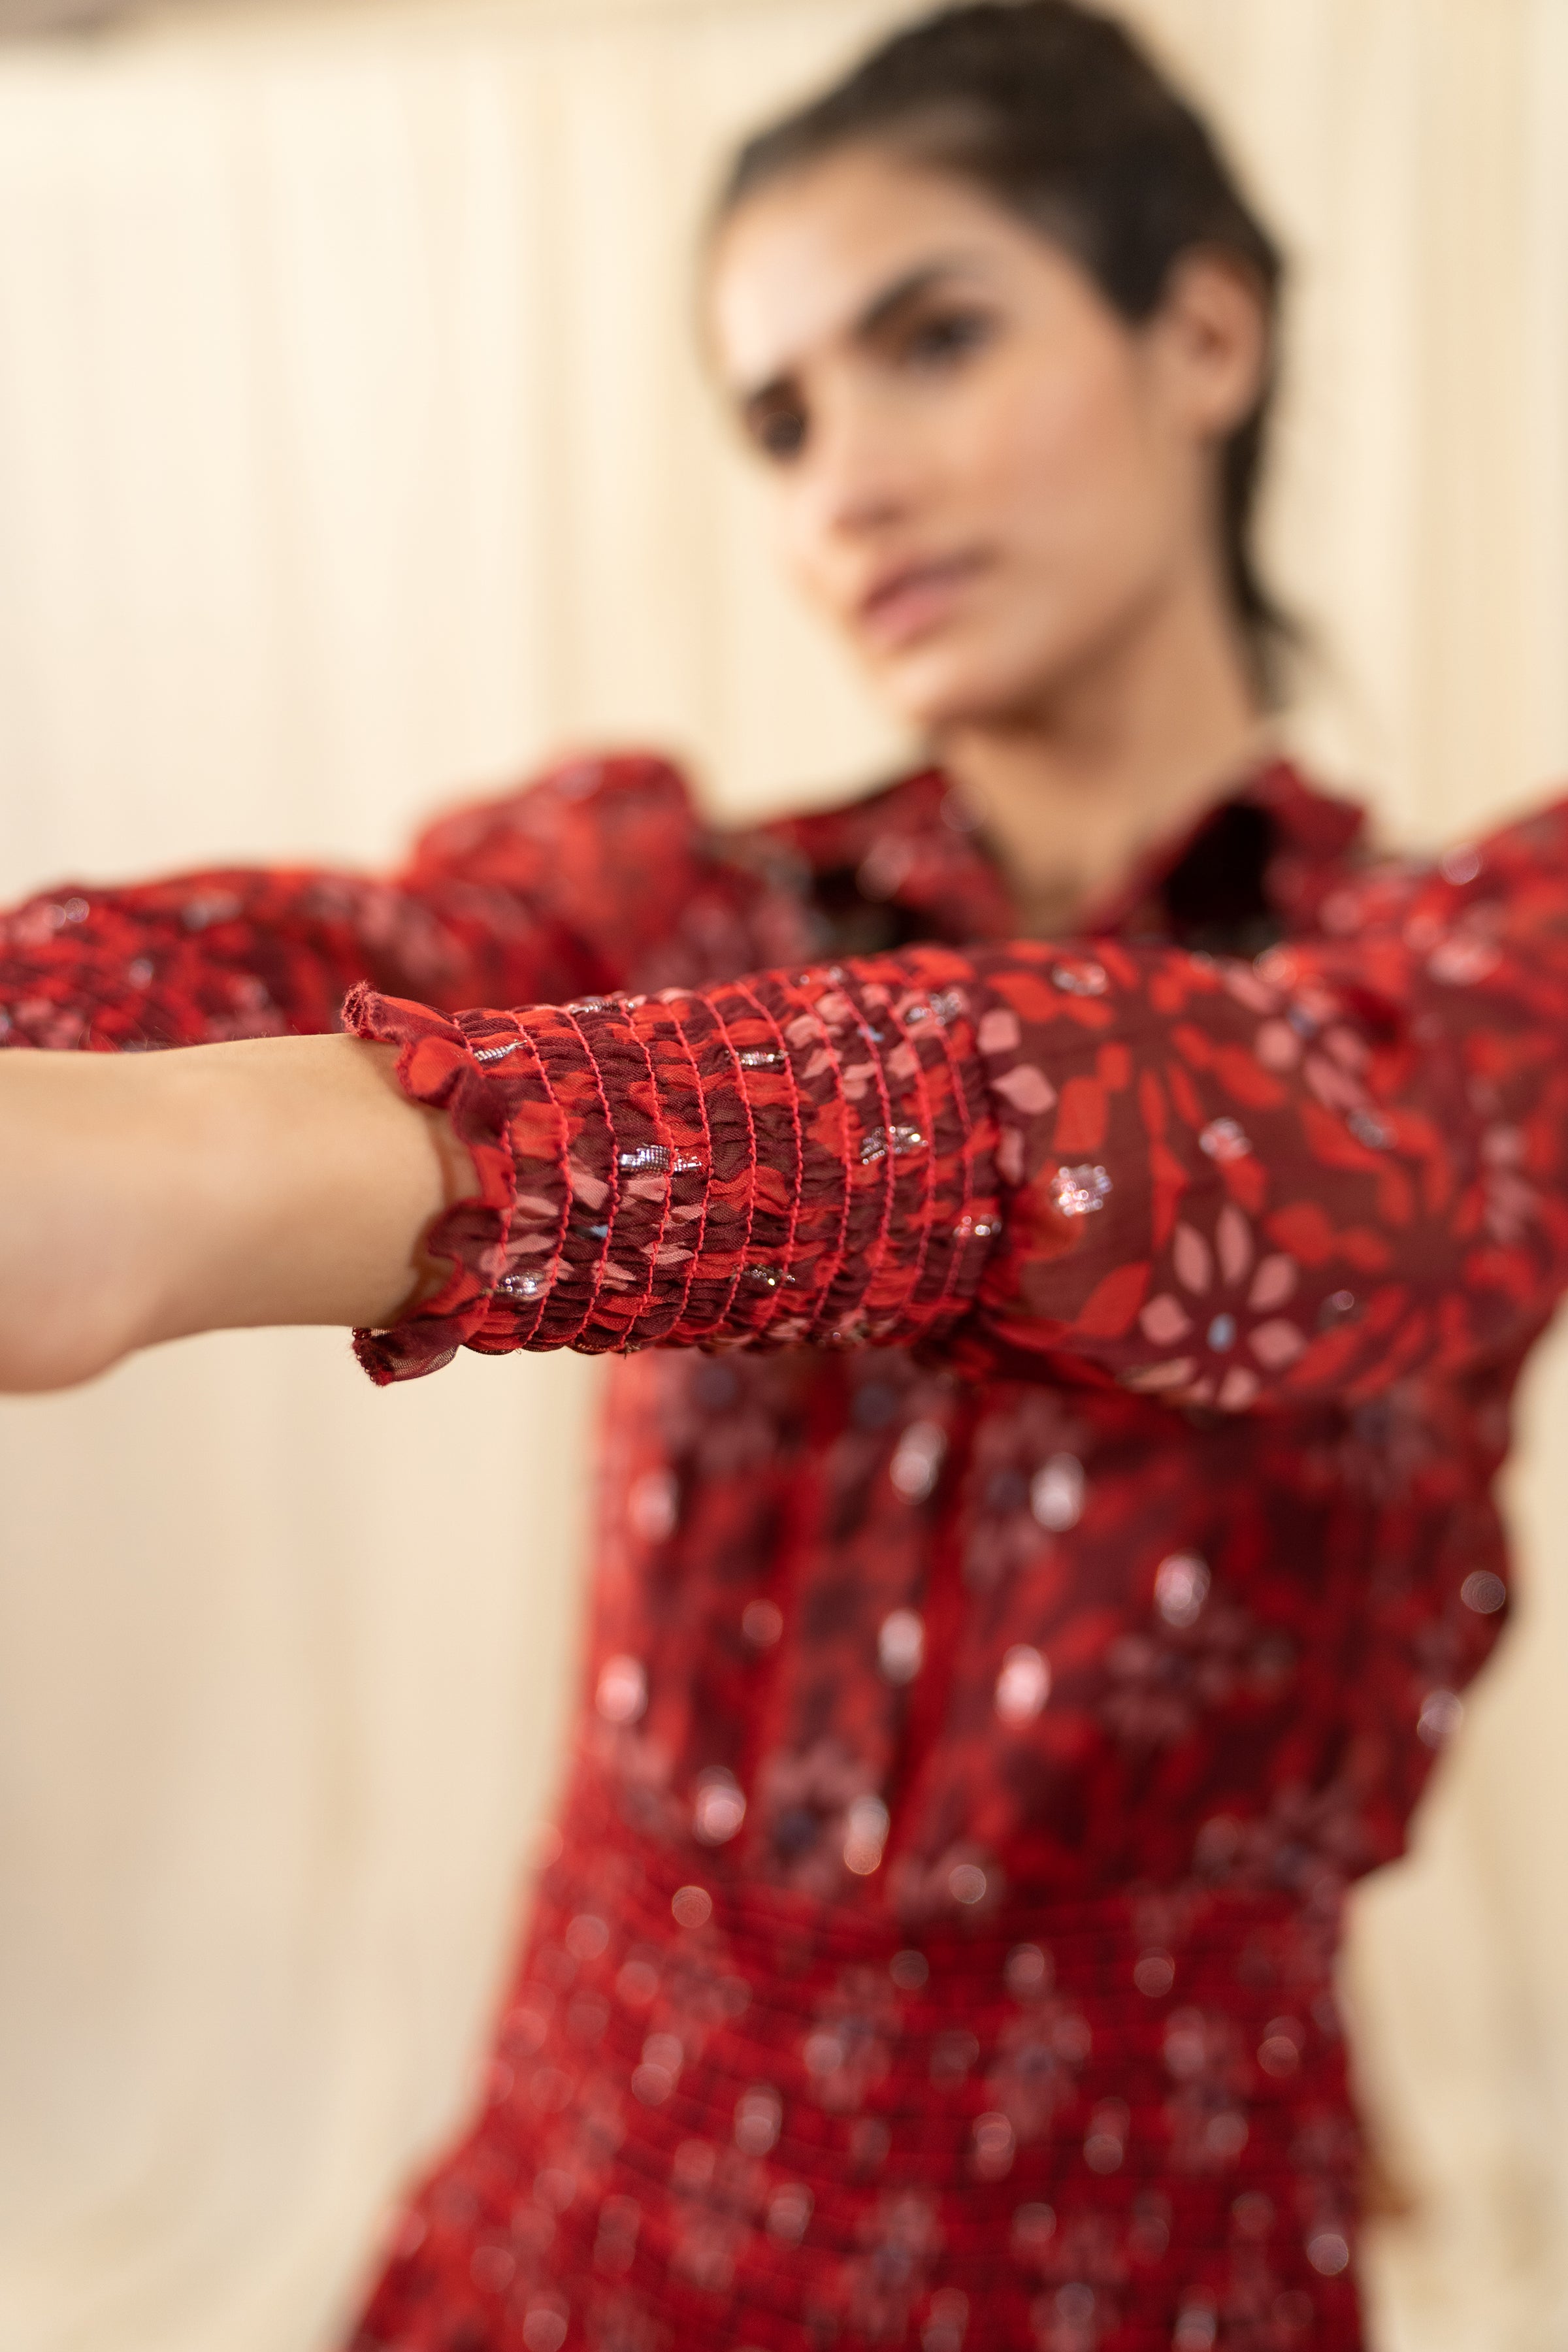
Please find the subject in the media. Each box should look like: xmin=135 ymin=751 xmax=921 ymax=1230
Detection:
xmin=0 ymin=4 xmax=1559 ymax=2345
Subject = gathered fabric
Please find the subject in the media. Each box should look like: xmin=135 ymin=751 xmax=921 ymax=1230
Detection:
xmin=4 ymin=752 xmax=1563 ymax=2349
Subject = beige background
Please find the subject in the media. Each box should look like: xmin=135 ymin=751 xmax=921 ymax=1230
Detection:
xmin=0 ymin=1 xmax=1565 ymax=2346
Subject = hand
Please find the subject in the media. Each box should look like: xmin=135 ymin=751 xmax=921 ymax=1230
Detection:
xmin=0 ymin=1036 xmax=474 ymax=1393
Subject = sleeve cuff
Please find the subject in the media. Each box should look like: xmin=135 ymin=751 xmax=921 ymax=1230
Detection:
xmin=344 ymin=984 xmax=534 ymax=1385
xmin=343 ymin=953 xmax=1001 ymax=1377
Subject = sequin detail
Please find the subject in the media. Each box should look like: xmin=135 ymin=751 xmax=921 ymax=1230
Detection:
xmin=1051 ymin=1164 xmax=1112 ymax=1218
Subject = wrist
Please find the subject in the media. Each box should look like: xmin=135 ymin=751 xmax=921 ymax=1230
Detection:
xmin=140 ymin=1032 xmax=473 ymax=1349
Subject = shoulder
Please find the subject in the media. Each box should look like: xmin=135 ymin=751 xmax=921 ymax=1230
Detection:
xmin=407 ymin=750 xmax=705 ymax=892
xmin=407 ymin=747 xmax=842 ymax=989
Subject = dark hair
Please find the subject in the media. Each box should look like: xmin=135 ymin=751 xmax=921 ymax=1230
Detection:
xmin=717 ymin=0 xmax=1292 ymax=698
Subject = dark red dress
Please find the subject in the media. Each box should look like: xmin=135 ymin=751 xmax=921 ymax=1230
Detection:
xmin=5 ymin=754 xmax=1563 ymax=2352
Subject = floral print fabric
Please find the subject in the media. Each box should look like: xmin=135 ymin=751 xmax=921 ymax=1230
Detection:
xmin=350 ymin=800 xmax=1568 ymax=1413
xmin=2 ymin=753 xmax=1557 ymax=2351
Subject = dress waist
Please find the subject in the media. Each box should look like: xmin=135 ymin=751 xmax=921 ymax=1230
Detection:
xmin=353 ymin=1782 xmax=1367 ymax=2351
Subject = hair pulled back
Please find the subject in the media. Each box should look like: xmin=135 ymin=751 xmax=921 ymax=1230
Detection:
xmin=717 ymin=1 xmax=1291 ymax=696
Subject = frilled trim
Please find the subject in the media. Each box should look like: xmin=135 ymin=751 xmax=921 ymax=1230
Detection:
xmin=344 ymin=984 xmax=526 ymax=1385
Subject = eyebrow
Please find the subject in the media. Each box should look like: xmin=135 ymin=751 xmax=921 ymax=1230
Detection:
xmin=735 ymin=252 xmax=992 ymax=418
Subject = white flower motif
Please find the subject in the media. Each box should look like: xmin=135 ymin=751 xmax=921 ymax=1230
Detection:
xmin=1132 ymin=1204 xmax=1304 ymax=1408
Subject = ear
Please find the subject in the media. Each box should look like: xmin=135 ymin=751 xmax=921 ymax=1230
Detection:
xmin=1151 ymin=250 xmax=1272 ymax=440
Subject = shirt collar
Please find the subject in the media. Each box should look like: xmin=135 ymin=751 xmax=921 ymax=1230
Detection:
xmin=1076 ymin=757 xmax=1368 ymax=943
xmin=767 ymin=756 xmax=1367 ymax=950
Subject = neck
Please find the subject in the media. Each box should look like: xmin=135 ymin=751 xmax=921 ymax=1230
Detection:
xmin=932 ymin=572 xmax=1269 ymax=934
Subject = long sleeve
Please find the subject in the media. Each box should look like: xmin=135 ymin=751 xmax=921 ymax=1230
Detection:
xmin=0 ymin=755 xmax=740 ymax=1053
xmin=353 ymin=796 xmax=1568 ymax=1411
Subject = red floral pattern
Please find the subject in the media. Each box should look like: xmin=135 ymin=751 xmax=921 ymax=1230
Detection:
xmin=3 ymin=753 xmax=1557 ymax=2351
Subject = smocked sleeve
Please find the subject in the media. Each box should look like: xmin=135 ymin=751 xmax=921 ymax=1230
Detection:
xmin=351 ymin=795 xmax=1568 ymax=1409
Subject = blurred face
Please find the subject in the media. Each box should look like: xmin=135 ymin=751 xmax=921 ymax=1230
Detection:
xmin=708 ymin=146 xmax=1266 ymax=733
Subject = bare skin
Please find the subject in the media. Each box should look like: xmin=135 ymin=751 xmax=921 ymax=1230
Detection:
xmin=0 ymin=148 xmax=1275 ymax=1390
xmin=0 ymin=1037 xmax=465 ymax=1392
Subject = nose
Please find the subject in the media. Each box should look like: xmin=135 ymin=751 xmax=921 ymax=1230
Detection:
xmin=798 ymin=389 xmax=917 ymax=547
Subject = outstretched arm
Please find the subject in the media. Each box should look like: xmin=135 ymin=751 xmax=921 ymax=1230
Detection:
xmin=4 ymin=794 xmax=1567 ymax=1403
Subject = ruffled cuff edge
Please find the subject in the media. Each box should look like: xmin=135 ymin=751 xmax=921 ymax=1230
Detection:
xmin=342 ymin=983 xmax=519 ymax=1385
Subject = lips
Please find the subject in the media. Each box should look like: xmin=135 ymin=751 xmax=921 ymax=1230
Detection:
xmin=857 ymin=552 xmax=987 ymax=650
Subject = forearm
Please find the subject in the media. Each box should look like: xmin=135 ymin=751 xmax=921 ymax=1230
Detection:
xmin=0 ymin=1036 xmax=472 ymax=1392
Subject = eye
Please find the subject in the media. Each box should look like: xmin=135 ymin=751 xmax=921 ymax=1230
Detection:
xmin=747 ymin=402 xmax=809 ymax=464
xmin=902 ymin=306 xmax=996 ymax=370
